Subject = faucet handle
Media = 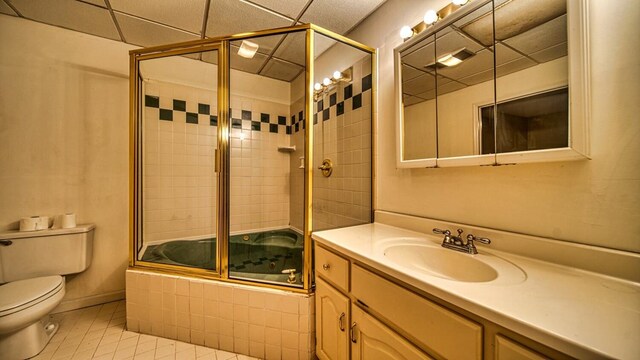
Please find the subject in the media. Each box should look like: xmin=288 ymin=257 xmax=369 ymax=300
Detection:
xmin=466 ymin=234 xmax=491 ymax=244
xmin=433 ymin=228 xmax=451 ymax=235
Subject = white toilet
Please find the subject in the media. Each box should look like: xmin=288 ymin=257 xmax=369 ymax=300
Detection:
xmin=0 ymin=224 xmax=94 ymax=360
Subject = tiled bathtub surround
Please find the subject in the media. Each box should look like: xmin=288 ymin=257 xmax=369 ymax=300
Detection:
xmin=125 ymin=270 xmax=315 ymax=360
xmin=142 ymin=80 xmax=294 ymax=245
xmin=312 ymin=56 xmax=373 ymax=231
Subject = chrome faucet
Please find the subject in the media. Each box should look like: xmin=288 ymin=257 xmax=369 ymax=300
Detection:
xmin=433 ymin=228 xmax=491 ymax=254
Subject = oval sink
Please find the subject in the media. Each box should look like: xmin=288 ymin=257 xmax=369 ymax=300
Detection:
xmin=382 ymin=242 xmax=526 ymax=284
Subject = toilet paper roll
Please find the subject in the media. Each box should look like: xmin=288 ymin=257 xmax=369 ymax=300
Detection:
xmin=61 ymin=213 xmax=76 ymax=229
xmin=19 ymin=216 xmax=40 ymax=231
xmin=35 ymin=216 xmax=50 ymax=230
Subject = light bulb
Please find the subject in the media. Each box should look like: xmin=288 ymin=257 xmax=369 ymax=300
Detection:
xmin=333 ymin=70 xmax=342 ymax=80
xmin=322 ymin=77 xmax=331 ymax=86
xmin=314 ymin=83 xmax=322 ymax=91
xmin=399 ymin=25 xmax=414 ymax=40
xmin=424 ymin=10 xmax=439 ymax=25
xmin=452 ymin=0 xmax=468 ymax=5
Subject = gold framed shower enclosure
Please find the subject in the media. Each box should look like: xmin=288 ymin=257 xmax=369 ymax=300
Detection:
xmin=128 ymin=24 xmax=376 ymax=293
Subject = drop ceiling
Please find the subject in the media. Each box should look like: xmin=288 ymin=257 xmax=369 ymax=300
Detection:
xmin=0 ymin=0 xmax=386 ymax=82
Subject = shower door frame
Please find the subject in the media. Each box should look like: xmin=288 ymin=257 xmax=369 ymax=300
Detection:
xmin=129 ymin=24 xmax=377 ymax=293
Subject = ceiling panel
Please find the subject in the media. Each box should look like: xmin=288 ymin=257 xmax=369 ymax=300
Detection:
xmin=78 ymin=0 xmax=106 ymax=7
xmin=435 ymin=30 xmax=485 ymax=60
xmin=230 ymin=34 xmax=285 ymax=58
xmin=250 ymin=0 xmax=307 ymax=19
xmin=229 ymin=50 xmax=269 ymax=74
xmin=300 ymin=0 xmax=385 ymax=34
xmin=272 ymin=31 xmax=306 ymax=66
xmin=401 ymin=64 xmax=426 ymax=82
xmin=529 ymin=42 xmax=567 ymax=63
xmin=0 ymin=1 xmax=18 ymax=16
xmin=403 ymin=73 xmax=435 ymax=96
xmin=206 ymin=0 xmax=292 ymax=38
xmin=437 ymin=48 xmax=494 ymax=84
xmin=261 ymin=58 xmax=304 ymax=82
xmin=10 ymin=0 xmax=120 ymax=40
xmin=109 ymin=0 xmax=206 ymax=33
xmin=115 ymin=12 xmax=200 ymax=47
xmin=503 ymin=14 xmax=567 ymax=58
xmin=495 ymin=56 xmax=537 ymax=79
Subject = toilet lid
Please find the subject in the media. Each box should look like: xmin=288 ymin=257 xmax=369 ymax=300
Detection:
xmin=0 ymin=276 xmax=64 ymax=317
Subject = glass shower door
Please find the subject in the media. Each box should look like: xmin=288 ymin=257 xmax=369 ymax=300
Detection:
xmin=136 ymin=47 xmax=221 ymax=272
xmin=227 ymin=31 xmax=307 ymax=287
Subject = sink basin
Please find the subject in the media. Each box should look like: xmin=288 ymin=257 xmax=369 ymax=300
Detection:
xmin=384 ymin=244 xmax=497 ymax=282
xmin=380 ymin=240 xmax=526 ymax=284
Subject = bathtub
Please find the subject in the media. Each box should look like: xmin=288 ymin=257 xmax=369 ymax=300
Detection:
xmin=141 ymin=228 xmax=304 ymax=286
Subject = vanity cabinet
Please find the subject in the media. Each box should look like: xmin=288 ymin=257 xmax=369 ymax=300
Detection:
xmin=315 ymin=243 xmax=573 ymax=360
xmin=316 ymin=277 xmax=350 ymax=360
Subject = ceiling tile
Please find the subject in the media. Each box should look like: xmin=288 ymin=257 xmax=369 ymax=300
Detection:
xmin=300 ymin=0 xmax=385 ymax=34
xmin=495 ymin=56 xmax=537 ymax=79
xmin=272 ymin=31 xmax=306 ymax=66
xmin=229 ymin=50 xmax=269 ymax=74
xmin=249 ymin=0 xmax=307 ymax=19
xmin=115 ymin=12 xmax=200 ymax=47
xmin=78 ymin=0 xmax=106 ymax=7
xmin=0 ymin=1 xmax=18 ymax=16
xmin=503 ymin=15 xmax=567 ymax=58
xmin=202 ymin=50 xmax=219 ymax=65
xmin=10 ymin=0 xmax=120 ymax=40
xmin=206 ymin=0 xmax=291 ymax=38
xmin=260 ymin=58 xmax=303 ymax=82
xmin=109 ymin=0 xmax=206 ymax=33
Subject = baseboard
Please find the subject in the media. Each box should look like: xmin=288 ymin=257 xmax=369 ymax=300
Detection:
xmin=52 ymin=290 xmax=126 ymax=314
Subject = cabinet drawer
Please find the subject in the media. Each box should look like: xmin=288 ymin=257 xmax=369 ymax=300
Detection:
xmin=315 ymin=245 xmax=350 ymax=292
xmin=351 ymin=264 xmax=482 ymax=360
xmin=495 ymin=335 xmax=546 ymax=360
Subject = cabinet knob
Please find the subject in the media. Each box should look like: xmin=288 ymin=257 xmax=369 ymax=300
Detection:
xmin=322 ymin=263 xmax=330 ymax=270
xmin=339 ymin=312 xmax=345 ymax=331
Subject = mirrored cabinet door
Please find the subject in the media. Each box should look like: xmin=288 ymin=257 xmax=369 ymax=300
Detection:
xmin=435 ymin=1 xmax=495 ymax=166
xmin=397 ymin=35 xmax=437 ymax=167
xmin=493 ymin=0 xmax=569 ymax=162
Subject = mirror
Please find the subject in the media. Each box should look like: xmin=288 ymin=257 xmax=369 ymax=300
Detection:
xmin=395 ymin=0 xmax=590 ymax=168
xmin=398 ymin=35 xmax=437 ymax=165
xmin=435 ymin=1 xmax=495 ymax=165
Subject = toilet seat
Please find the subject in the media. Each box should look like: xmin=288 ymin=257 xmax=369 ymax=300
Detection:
xmin=0 ymin=276 xmax=64 ymax=318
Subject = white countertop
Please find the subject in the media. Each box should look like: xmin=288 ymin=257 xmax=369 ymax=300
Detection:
xmin=312 ymin=223 xmax=640 ymax=359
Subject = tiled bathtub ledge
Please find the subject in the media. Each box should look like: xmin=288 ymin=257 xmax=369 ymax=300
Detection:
xmin=125 ymin=270 xmax=315 ymax=360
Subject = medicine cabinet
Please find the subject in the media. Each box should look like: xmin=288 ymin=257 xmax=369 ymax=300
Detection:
xmin=395 ymin=0 xmax=590 ymax=168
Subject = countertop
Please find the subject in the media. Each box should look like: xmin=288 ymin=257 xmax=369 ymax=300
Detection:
xmin=312 ymin=223 xmax=640 ymax=359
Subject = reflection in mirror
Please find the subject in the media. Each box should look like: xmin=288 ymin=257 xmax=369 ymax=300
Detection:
xmin=436 ymin=2 xmax=495 ymax=159
xmin=312 ymin=32 xmax=373 ymax=231
xmin=137 ymin=49 xmax=219 ymax=270
xmin=493 ymin=0 xmax=568 ymax=154
xmin=400 ymin=35 xmax=437 ymax=160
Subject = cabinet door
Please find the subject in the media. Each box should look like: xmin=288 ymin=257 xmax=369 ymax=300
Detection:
xmin=495 ymin=335 xmax=547 ymax=360
xmin=351 ymin=306 xmax=433 ymax=360
xmin=316 ymin=277 xmax=350 ymax=360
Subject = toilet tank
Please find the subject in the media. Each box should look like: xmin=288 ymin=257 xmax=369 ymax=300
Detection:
xmin=0 ymin=224 xmax=95 ymax=283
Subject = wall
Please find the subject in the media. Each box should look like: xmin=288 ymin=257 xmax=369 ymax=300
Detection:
xmin=0 ymin=15 xmax=133 ymax=307
xmin=347 ymin=0 xmax=640 ymax=252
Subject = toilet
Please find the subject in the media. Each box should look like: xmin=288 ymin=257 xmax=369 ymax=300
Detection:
xmin=0 ymin=224 xmax=94 ymax=360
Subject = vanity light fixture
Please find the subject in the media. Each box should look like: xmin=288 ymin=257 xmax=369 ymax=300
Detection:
xmin=400 ymin=25 xmax=414 ymax=40
xmin=400 ymin=0 xmax=472 ymax=40
xmin=238 ymin=40 xmax=259 ymax=59
xmin=423 ymin=10 xmax=439 ymax=25
xmin=313 ymin=67 xmax=353 ymax=101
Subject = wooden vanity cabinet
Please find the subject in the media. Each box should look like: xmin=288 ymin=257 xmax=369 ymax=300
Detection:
xmin=314 ymin=243 xmax=574 ymax=360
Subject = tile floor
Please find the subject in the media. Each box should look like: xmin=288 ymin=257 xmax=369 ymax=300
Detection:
xmin=32 ymin=300 xmax=259 ymax=360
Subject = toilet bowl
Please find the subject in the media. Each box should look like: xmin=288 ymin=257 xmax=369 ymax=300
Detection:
xmin=0 ymin=224 xmax=94 ymax=360
xmin=0 ymin=276 xmax=65 ymax=360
